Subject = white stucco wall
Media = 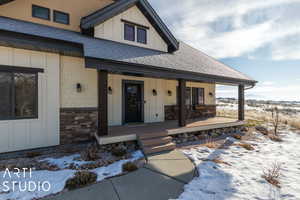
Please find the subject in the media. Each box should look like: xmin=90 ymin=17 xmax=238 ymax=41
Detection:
xmin=94 ymin=5 xmax=168 ymax=52
xmin=0 ymin=47 xmax=60 ymax=153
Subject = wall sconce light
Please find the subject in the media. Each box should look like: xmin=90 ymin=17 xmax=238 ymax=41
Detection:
xmin=108 ymin=86 xmax=113 ymax=95
xmin=76 ymin=83 xmax=82 ymax=93
xmin=152 ymin=89 xmax=157 ymax=96
xmin=167 ymin=90 xmax=172 ymax=96
xmin=209 ymin=92 xmax=214 ymax=96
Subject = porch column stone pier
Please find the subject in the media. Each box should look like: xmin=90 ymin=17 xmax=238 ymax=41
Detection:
xmin=238 ymin=84 xmax=245 ymax=121
xmin=178 ymin=79 xmax=187 ymax=127
xmin=97 ymin=70 xmax=108 ymax=136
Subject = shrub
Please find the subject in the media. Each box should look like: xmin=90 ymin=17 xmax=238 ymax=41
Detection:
xmin=81 ymin=144 xmax=99 ymax=161
xmin=112 ymin=148 xmax=127 ymax=157
xmin=270 ymin=107 xmax=280 ymax=136
xmin=238 ymin=143 xmax=254 ymax=151
xmin=65 ymin=171 xmax=97 ymax=190
xmin=122 ymin=162 xmax=138 ymax=172
xmin=255 ymin=126 xmax=269 ymax=135
xmin=232 ymin=134 xmax=242 ymax=140
xmin=262 ymin=162 xmax=282 ymax=188
xmin=26 ymin=151 xmax=42 ymax=158
xmin=269 ymin=135 xmax=283 ymax=142
xmin=204 ymin=137 xmax=218 ymax=149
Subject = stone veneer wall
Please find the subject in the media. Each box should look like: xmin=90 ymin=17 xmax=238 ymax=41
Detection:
xmin=60 ymin=108 xmax=98 ymax=144
xmin=171 ymin=126 xmax=247 ymax=145
xmin=165 ymin=105 xmax=217 ymax=120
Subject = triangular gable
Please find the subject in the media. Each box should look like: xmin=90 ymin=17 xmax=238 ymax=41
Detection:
xmin=81 ymin=0 xmax=179 ymax=52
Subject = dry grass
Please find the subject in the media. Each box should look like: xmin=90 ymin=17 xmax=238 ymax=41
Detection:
xmin=237 ymin=143 xmax=255 ymax=151
xmin=204 ymin=137 xmax=218 ymax=149
xmin=262 ymin=162 xmax=282 ymax=188
xmin=269 ymin=135 xmax=283 ymax=142
xmin=288 ymin=119 xmax=300 ymax=130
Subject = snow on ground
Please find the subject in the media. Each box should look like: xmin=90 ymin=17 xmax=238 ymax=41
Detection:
xmin=0 ymin=150 xmax=143 ymax=200
xmin=178 ymin=131 xmax=300 ymax=200
xmin=217 ymin=102 xmax=264 ymax=112
xmin=39 ymin=154 xmax=93 ymax=169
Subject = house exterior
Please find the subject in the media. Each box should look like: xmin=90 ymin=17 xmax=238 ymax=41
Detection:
xmin=0 ymin=0 xmax=256 ymax=153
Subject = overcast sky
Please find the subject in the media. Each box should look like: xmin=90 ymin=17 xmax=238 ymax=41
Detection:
xmin=149 ymin=0 xmax=300 ymax=101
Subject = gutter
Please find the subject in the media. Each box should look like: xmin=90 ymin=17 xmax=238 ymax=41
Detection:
xmin=245 ymin=84 xmax=256 ymax=90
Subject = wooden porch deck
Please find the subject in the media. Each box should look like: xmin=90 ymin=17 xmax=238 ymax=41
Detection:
xmin=97 ymin=117 xmax=245 ymax=145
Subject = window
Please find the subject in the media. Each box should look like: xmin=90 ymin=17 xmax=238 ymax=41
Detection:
xmin=0 ymin=70 xmax=38 ymax=120
xmin=176 ymin=87 xmax=204 ymax=107
xmin=54 ymin=10 xmax=70 ymax=25
xmin=192 ymin=88 xmax=204 ymax=105
xmin=124 ymin=24 xmax=135 ymax=41
xmin=137 ymin=27 xmax=147 ymax=44
xmin=32 ymin=5 xmax=50 ymax=20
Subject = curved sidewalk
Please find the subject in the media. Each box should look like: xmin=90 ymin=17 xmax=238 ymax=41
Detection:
xmin=45 ymin=150 xmax=196 ymax=200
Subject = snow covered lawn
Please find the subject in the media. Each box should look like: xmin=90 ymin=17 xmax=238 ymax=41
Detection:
xmin=0 ymin=151 xmax=143 ymax=200
xmin=178 ymin=130 xmax=300 ymax=200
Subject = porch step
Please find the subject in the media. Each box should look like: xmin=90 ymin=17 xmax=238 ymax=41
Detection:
xmin=142 ymin=136 xmax=173 ymax=147
xmin=138 ymin=131 xmax=175 ymax=156
xmin=143 ymin=143 xmax=176 ymax=155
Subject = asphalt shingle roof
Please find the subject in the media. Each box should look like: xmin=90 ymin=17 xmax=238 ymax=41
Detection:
xmin=0 ymin=16 xmax=256 ymax=84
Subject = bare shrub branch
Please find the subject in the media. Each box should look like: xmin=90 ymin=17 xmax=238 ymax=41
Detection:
xmin=262 ymin=162 xmax=282 ymax=188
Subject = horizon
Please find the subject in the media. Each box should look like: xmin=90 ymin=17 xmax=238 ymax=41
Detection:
xmin=149 ymin=0 xmax=300 ymax=102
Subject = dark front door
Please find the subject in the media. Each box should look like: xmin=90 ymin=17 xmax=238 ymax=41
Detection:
xmin=124 ymin=82 xmax=143 ymax=123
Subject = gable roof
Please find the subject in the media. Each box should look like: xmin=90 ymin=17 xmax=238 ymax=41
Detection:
xmin=81 ymin=0 xmax=179 ymax=52
xmin=0 ymin=16 xmax=256 ymax=85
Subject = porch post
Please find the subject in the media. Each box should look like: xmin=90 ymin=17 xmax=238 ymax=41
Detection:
xmin=97 ymin=70 xmax=108 ymax=136
xmin=238 ymin=84 xmax=245 ymax=121
xmin=178 ymin=79 xmax=186 ymax=127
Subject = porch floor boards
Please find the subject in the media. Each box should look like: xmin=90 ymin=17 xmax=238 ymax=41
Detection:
xmin=108 ymin=117 xmax=238 ymax=137
xmin=97 ymin=117 xmax=244 ymax=145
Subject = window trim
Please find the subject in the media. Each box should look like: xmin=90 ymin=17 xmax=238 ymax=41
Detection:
xmin=137 ymin=27 xmax=147 ymax=44
xmin=0 ymin=66 xmax=43 ymax=121
xmin=53 ymin=10 xmax=70 ymax=25
xmin=32 ymin=4 xmax=50 ymax=21
xmin=124 ymin=23 xmax=135 ymax=42
xmin=192 ymin=87 xmax=205 ymax=106
xmin=121 ymin=19 xmax=150 ymax=30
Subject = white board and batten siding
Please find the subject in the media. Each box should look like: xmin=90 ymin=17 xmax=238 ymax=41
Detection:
xmin=108 ymin=74 xmax=165 ymax=126
xmin=0 ymin=47 xmax=60 ymax=153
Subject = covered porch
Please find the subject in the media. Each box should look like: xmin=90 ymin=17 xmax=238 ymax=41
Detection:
xmin=86 ymin=57 xmax=252 ymax=145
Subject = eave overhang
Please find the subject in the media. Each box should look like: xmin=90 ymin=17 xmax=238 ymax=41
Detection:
xmin=85 ymin=57 xmax=257 ymax=86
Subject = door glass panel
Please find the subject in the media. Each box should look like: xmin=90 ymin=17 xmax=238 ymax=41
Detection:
xmin=125 ymin=83 xmax=142 ymax=123
xmin=0 ymin=72 xmax=12 ymax=119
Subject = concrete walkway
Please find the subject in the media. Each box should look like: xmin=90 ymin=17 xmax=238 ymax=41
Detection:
xmin=45 ymin=150 xmax=196 ymax=200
